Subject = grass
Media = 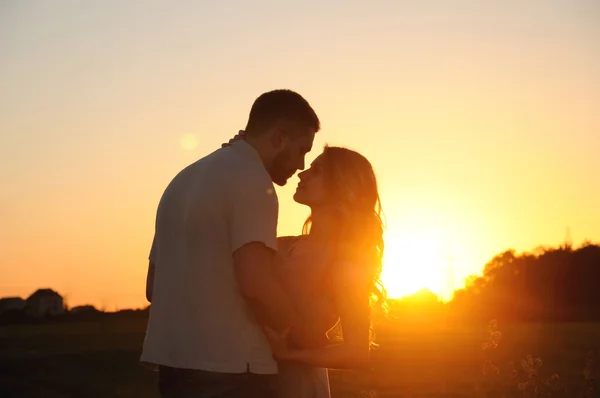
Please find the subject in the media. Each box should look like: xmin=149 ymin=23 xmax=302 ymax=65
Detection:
xmin=0 ymin=317 xmax=598 ymax=397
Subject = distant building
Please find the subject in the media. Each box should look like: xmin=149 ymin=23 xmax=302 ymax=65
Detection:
xmin=70 ymin=305 xmax=99 ymax=314
xmin=0 ymin=297 xmax=26 ymax=314
xmin=25 ymin=289 xmax=65 ymax=317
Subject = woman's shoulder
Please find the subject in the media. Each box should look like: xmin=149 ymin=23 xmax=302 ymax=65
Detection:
xmin=284 ymin=236 xmax=332 ymax=264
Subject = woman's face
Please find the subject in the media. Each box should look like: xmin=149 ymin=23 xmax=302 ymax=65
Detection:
xmin=293 ymin=154 xmax=329 ymax=207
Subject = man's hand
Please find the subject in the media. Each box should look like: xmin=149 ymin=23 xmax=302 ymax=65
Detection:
xmin=221 ymin=130 xmax=246 ymax=147
xmin=290 ymin=324 xmax=330 ymax=349
xmin=264 ymin=326 xmax=329 ymax=361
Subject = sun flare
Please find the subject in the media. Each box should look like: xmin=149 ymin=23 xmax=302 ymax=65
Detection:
xmin=180 ymin=133 xmax=199 ymax=150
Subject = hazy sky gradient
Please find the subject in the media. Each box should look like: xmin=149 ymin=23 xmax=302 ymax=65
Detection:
xmin=1 ymin=1 xmax=599 ymax=309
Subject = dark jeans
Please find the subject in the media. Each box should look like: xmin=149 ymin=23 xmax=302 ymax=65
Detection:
xmin=158 ymin=365 xmax=278 ymax=398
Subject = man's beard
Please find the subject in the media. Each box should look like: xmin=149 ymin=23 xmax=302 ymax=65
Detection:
xmin=268 ymin=150 xmax=294 ymax=186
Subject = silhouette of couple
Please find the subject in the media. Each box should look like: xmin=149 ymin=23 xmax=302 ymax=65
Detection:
xmin=142 ymin=89 xmax=386 ymax=398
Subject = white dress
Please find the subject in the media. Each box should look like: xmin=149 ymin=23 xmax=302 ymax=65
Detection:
xmin=275 ymin=236 xmax=335 ymax=398
xmin=277 ymin=361 xmax=331 ymax=398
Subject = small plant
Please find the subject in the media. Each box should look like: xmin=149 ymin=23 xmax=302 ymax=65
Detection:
xmin=516 ymin=354 xmax=561 ymax=398
xmin=484 ymin=319 xmax=503 ymax=350
xmin=479 ymin=319 xmax=503 ymax=396
xmin=481 ymin=319 xmax=502 ymax=378
xmin=479 ymin=320 xmax=562 ymax=397
xmin=479 ymin=320 xmax=597 ymax=398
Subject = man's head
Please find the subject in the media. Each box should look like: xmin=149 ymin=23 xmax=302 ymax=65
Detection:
xmin=244 ymin=89 xmax=320 ymax=186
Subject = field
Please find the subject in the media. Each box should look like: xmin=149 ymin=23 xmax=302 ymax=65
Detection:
xmin=0 ymin=316 xmax=598 ymax=398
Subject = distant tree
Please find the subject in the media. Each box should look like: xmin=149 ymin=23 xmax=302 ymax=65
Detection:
xmin=449 ymin=243 xmax=600 ymax=322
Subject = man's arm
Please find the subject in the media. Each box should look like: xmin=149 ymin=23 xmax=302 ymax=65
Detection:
xmin=145 ymin=262 xmax=155 ymax=303
xmin=234 ymin=242 xmax=297 ymax=331
xmin=229 ymin=170 xmax=302 ymax=332
xmin=269 ymin=262 xmax=371 ymax=369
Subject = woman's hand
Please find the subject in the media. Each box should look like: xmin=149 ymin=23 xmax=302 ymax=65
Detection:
xmin=264 ymin=326 xmax=292 ymax=360
xmin=221 ymin=130 xmax=246 ymax=147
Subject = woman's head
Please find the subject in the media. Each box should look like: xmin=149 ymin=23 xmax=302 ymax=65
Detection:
xmin=294 ymin=146 xmax=378 ymax=212
xmin=294 ymin=146 xmax=386 ymax=312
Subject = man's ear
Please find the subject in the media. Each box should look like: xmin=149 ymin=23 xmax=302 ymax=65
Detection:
xmin=270 ymin=129 xmax=290 ymax=150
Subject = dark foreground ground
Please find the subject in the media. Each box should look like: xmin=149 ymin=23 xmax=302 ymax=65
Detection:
xmin=1 ymin=316 xmax=598 ymax=397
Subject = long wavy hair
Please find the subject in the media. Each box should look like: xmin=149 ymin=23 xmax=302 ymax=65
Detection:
xmin=302 ymin=146 xmax=387 ymax=323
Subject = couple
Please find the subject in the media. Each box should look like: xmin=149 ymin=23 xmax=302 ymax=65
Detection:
xmin=141 ymin=89 xmax=386 ymax=398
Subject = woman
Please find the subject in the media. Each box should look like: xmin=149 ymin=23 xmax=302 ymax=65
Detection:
xmin=269 ymin=145 xmax=387 ymax=398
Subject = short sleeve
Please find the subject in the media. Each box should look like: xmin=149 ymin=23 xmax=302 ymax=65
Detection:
xmin=149 ymin=192 xmax=164 ymax=265
xmin=149 ymin=235 xmax=157 ymax=264
xmin=230 ymin=176 xmax=278 ymax=253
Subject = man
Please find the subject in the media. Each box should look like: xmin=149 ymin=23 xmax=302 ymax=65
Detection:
xmin=142 ymin=89 xmax=320 ymax=397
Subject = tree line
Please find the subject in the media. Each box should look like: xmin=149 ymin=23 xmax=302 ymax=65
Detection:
xmin=447 ymin=242 xmax=600 ymax=322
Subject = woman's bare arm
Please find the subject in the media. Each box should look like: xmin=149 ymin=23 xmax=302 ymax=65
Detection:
xmin=275 ymin=237 xmax=339 ymax=347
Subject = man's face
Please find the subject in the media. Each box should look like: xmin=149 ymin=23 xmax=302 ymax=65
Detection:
xmin=268 ymin=129 xmax=315 ymax=186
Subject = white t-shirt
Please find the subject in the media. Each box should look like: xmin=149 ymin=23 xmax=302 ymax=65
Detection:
xmin=140 ymin=140 xmax=279 ymax=374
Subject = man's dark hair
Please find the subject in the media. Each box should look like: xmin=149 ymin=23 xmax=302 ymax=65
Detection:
xmin=245 ymin=89 xmax=320 ymax=136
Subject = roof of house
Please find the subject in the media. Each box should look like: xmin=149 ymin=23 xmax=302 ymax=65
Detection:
xmin=27 ymin=289 xmax=62 ymax=300
xmin=0 ymin=297 xmax=25 ymax=304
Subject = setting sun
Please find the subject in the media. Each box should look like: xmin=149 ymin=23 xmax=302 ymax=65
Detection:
xmin=381 ymin=227 xmax=452 ymax=301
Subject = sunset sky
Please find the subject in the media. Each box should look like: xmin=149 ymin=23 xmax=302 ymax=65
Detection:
xmin=1 ymin=1 xmax=599 ymax=310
